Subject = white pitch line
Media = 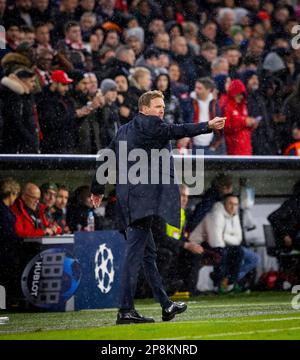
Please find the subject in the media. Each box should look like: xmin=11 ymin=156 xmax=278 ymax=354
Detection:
xmin=159 ymin=326 xmax=300 ymax=340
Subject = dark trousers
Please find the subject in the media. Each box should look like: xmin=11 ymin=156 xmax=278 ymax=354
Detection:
xmin=119 ymin=216 xmax=171 ymax=311
xmin=212 ymin=246 xmax=244 ymax=286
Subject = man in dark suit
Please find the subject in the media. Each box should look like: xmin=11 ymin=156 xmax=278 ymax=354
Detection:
xmin=91 ymin=90 xmax=225 ymax=324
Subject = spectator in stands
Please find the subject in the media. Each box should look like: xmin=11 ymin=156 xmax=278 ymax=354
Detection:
xmin=170 ymin=36 xmax=198 ymax=90
xmin=153 ymin=32 xmax=170 ymax=52
xmin=284 ymin=121 xmax=300 ymax=156
xmin=53 ymin=185 xmax=71 ymax=234
xmin=75 ymin=72 xmax=105 ymax=153
xmin=31 ymin=0 xmax=52 ymax=26
xmin=40 ymin=182 xmax=58 ymax=223
xmin=67 ymin=185 xmax=95 ymax=231
xmin=136 ymin=47 xmax=160 ymax=80
xmin=127 ymin=67 xmax=152 ymax=115
xmin=0 ymin=68 xmax=40 ymax=154
xmin=211 ymin=57 xmax=229 ymax=77
xmin=224 ymin=79 xmax=258 ymax=155
xmin=114 ymin=72 xmax=134 ymax=125
xmin=0 ymin=178 xmax=22 ymax=307
xmin=5 ymin=0 xmax=34 ymax=28
xmin=34 ymin=22 xmax=53 ymax=53
xmin=190 ymin=77 xmax=222 ymax=154
xmin=187 ymin=173 xmax=233 ymax=232
xmin=282 ymin=75 xmax=300 ymax=151
xmin=268 ymin=180 xmax=300 ymax=252
xmin=153 ymin=72 xmax=182 ymax=126
xmin=125 ymin=26 xmax=144 ymax=58
xmin=11 ymin=182 xmax=61 ymax=237
xmin=20 ymin=25 xmax=35 ymax=45
xmin=56 ymin=21 xmax=85 ymax=69
xmin=242 ymin=70 xmax=277 ymax=155
xmin=99 ymin=78 xmax=120 ymax=148
xmin=37 ymin=69 xmax=87 ymax=153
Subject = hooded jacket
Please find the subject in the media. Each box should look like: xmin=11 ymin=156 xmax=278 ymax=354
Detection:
xmin=189 ymin=202 xmax=243 ymax=248
xmin=224 ymin=79 xmax=253 ymax=155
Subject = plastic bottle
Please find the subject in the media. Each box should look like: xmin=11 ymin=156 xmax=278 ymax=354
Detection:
xmin=87 ymin=210 xmax=95 ymax=232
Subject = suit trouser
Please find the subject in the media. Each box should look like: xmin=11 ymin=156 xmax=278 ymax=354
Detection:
xmin=119 ymin=216 xmax=171 ymax=311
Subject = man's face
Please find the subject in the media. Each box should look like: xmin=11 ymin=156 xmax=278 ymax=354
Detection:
xmin=154 ymin=33 xmax=170 ymax=50
xmin=22 ymin=76 xmax=36 ymax=93
xmin=17 ymin=0 xmax=32 ymax=12
xmin=202 ymin=22 xmax=217 ymax=41
xmin=149 ymin=19 xmax=164 ymax=34
xmin=88 ymin=74 xmax=98 ymax=95
xmin=24 ymin=32 xmax=35 ymax=45
xmin=55 ymin=189 xmax=69 ymax=209
xmin=220 ymin=184 xmax=233 ymax=195
xmin=105 ymin=90 xmax=118 ymax=104
xmin=6 ymin=26 xmax=20 ymax=43
xmin=201 ymin=48 xmax=217 ymax=63
xmin=115 ymin=75 xmax=128 ymax=92
xmin=35 ymin=25 xmax=50 ymax=44
xmin=139 ymin=73 xmax=151 ymax=91
xmin=225 ymin=50 xmax=241 ymax=66
xmin=224 ymin=196 xmax=239 ymax=216
xmin=141 ymin=97 xmax=165 ymax=120
xmin=247 ymin=74 xmax=259 ymax=91
xmin=105 ymin=31 xmax=119 ymax=48
xmin=195 ymin=82 xmax=210 ymax=100
xmin=42 ymin=188 xmax=57 ymax=208
xmin=76 ymin=77 xmax=90 ymax=94
xmin=172 ymin=37 xmax=188 ymax=56
xmin=56 ymin=83 xmax=69 ymax=95
xmin=22 ymin=188 xmax=41 ymax=211
xmin=156 ymin=75 xmax=168 ymax=92
xmin=33 ymin=0 xmax=49 ymax=11
xmin=180 ymin=187 xmax=189 ymax=209
xmin=127 ymin=36 xmax=142 ymax=55
xmin=66 ymin=26 xmax=82 ymax=43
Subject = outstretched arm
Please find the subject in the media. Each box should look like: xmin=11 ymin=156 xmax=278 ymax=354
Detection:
xmin=146 ymin=116 xmax=226 ymax=141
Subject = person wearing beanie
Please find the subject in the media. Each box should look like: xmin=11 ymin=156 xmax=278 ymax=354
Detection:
xmin=125 ymin=27 xmax=145 ymax=57
xmin=99 ymin=78 xmax=120 ymax=148
xmin=100 ymin=78 xmax=118 ymax=95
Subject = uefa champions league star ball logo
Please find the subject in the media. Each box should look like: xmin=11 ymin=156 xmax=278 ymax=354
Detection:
xmin=95 ymin=244 xmax=115 ymax=294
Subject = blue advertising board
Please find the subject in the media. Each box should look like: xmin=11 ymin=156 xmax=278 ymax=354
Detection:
xmin=74 ymin=231 xmax=126 ymax=310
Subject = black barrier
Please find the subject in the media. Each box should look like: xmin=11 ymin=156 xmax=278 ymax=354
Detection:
xmin=0 ymin=154 xmax=300 ymax=170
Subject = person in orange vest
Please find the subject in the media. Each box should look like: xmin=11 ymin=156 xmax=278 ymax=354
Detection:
xmin=284 ymin=121 xmax=300 ymax=156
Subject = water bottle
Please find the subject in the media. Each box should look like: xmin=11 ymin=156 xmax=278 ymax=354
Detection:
xmin=87 ymin=210 xmax=95 ymax=232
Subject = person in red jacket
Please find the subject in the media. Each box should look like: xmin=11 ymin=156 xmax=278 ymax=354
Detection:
xmin=224 ymin=79 xmax=258 ymax=155
xmin=11 ymin=182 xmax=62 ymax=238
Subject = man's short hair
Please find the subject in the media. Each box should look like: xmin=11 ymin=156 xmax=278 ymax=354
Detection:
xmin=14 ymin=68 xmax=36 ymax=79
xmin=64 ymin=21 xmax=80 ymax=34
xmin=138 ymin=90 xmax=164 ymax=110
xmin=212 ymin=173 xmax=233 ymax=189
xmin=196 ymin=77 xmax=215 ymax=90
xmin=201 ymin=42 xmax=217 ymax=52
xmin=223 ymin=193 xmax=239 ymax=203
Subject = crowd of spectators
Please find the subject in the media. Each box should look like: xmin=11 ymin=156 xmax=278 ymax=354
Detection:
xmin=1 ymin=0 xmax=300 ymax=155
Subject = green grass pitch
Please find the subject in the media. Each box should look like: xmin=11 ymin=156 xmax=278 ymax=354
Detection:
xmin=0 ymin=292 xmax=300 ymax=340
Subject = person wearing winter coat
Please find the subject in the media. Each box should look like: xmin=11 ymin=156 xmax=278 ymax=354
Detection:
xmin=224 ymin=79 xmax=258 ymax=155
xmin=0 ymin=69 xmax=40 ymax=153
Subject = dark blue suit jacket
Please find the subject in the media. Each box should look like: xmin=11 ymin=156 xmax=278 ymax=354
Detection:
xmin=92 ymin=113 xmax=212 ymax=228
